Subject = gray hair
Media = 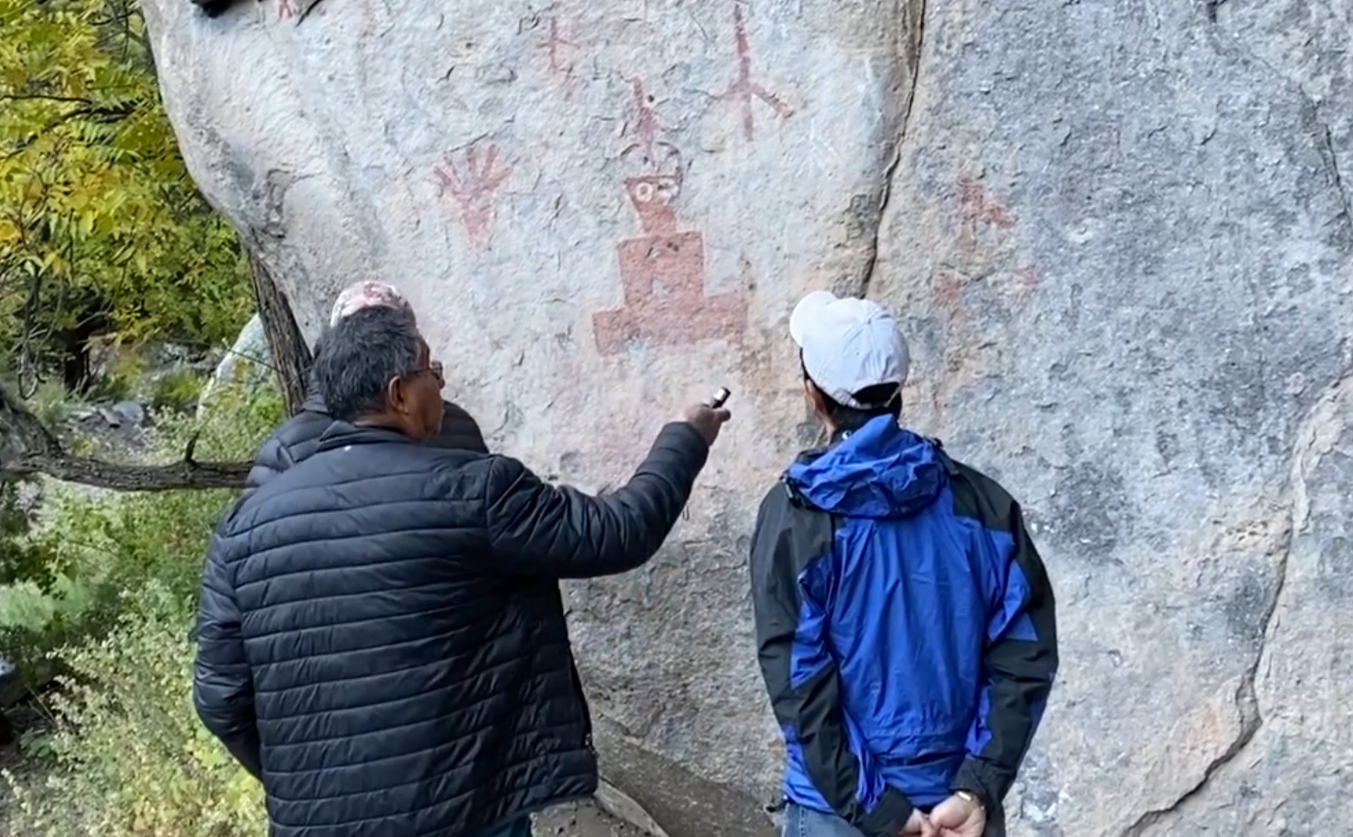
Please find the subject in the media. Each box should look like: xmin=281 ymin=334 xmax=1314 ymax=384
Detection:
xmin=314 ymin=306 xmax=422 ymax=421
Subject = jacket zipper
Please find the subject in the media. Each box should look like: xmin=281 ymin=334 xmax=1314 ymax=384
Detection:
xmin=568 ymin=659 xmax=597 ymax=756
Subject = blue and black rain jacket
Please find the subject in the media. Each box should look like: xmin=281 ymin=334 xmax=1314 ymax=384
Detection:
xmin=750 ymin=416 xmax=1058 ymax=837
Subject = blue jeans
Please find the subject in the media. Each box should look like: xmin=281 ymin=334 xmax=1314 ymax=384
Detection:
xmin=782 ymin=803 xmax=866 ymax=837
xmin=480 ymin=817 xmax=531 ymax=837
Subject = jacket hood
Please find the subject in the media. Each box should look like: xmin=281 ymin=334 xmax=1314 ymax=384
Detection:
xmin=787 ymin=416 xmax=946 ymax=519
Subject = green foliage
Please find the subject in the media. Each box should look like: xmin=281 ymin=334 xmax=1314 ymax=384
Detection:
xmin=22 ymin=379 xmax=77 ymax=428
xmin=0 ymin=0 xmax=252 ymax=389
xmin=0 ymin=478 xmax=59 ymax=591
xmin=0 ymin=382 xmax=282 ymax=834
xmin=0 ymin=379 xmax=280 ymax=661
xmin=0 ymin=0 xmax=271 ymax=826
xmin=1 ymin=582 xmax=268 ymax=836
xmin=148 ymin=366 xmax=207 ymax=412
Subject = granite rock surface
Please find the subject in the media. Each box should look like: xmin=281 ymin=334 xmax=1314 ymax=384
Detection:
xmin=141 ymin=1 xmax=1353 ymax=834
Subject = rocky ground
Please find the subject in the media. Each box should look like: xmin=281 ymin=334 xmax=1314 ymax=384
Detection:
xmin=535 ymin=801 xmax=646 ymax=837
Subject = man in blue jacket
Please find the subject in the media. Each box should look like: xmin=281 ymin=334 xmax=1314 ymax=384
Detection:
xmin=750 ymin=291 xmax=1058 ymax=837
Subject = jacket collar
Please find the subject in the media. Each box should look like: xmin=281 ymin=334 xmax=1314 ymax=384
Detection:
xmin=300 ymin=379 xmax=329 ymax=415
xmin=315 ymin=421 xmax=416 ymax=453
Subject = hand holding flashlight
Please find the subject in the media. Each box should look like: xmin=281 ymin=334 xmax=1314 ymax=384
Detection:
xmin=682 ymin=387 xmax=731 ymax=445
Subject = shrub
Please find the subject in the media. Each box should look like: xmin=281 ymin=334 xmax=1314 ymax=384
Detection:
xmin=149 ymin=368 xmax=208 ymax=413
xmin=0 ymin=478 xmax=58 ymax=592
xmin=0 ymin=381 xmax=283 ymax=676
xmin=0 ymin=380 xmax=284 ymax=834
xmin=2 ymin=582 xmax=267 ymax=836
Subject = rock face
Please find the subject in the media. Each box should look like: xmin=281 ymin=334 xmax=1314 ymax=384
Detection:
xmin=197 ymin=313 xmax=270 ymax=414
xmin=141 ymin=1 xmax=1353 ymax=835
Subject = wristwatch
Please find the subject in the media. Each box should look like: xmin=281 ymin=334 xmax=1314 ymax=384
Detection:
xmin=955 ymin=790 xmax=985 ymax=811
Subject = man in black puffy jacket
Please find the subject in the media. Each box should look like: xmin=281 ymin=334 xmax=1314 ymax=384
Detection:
xmin=193 ymin=305 xmax=730 ymax=837
xmin=244 ymin=280 xmax=487 ymax=493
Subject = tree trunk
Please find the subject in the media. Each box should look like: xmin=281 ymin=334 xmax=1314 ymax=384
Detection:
xmin=56 ymin=306 xmax=109 ymax=394
xmin=59 ymin=342 xmax=89 ymax=394
xmin=246 ymin=247 xmax=312 ymax=417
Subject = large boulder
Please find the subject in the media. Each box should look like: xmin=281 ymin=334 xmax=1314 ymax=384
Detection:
xmin=141 ymin=1 xmax=1353 ymax=835
xmin=197 ymin=313 xmax=271 ymax=415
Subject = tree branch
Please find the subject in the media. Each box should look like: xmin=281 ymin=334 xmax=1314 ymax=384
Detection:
xmin=0 ymin=384 xmax=250 ymax=492
xmin=2 ymin=454 xmax=250 ymax=491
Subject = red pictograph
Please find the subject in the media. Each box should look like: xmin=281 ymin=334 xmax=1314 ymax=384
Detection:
xmin=931 ymin=176 xmax=1039 ymax=333
xmin=277 ymin=0 xmax=297 ymax=19
xmin=536 ymin=16 xmax=578 ymax=79
xmin=958 ymin=176 xmax=1016 ymax=236
xmin=433 ymin=140 xmax=512 ymax=251
xmin=934 ymin=270 xmax=967 ymax=322
xmin=622 ymin=78 xmax=680 ymax=166
xmin=592 ymin=165 xmax=748 ymax=355
xmin=719 ymin=4 xmax=793 ymax=141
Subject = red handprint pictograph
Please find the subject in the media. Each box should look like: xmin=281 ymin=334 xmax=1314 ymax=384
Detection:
xmin=719 ymin=4 xmax=793 ymax=141
xmin=433 ymin=140 xmax=512 ymax=251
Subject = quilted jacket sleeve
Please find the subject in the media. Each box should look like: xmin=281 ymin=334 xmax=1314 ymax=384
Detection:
xmin=483 ymin=421 xmax=709 ymax=579
xmin=193 ymin=531 xmax=262 ymax=779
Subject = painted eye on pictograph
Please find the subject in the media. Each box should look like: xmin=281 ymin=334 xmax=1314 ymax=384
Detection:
xmin=633 ymin=182 xmax=655 ymax=202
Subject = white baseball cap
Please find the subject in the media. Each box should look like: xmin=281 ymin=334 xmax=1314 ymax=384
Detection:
xmin=790 ymin=290 xmax=910 ymax=409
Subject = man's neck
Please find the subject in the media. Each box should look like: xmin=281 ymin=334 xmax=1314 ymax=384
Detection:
xmin=826 ymin=412 xmax=899 ymax=444
xmin=354 ymin=415 xmax=408 ymax=434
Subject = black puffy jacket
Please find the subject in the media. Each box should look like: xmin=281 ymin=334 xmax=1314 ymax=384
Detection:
xmin=193 ymin=421 xmax=710 ymax=837
xmin=245 ymin=389 xmax=487 ymax=493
